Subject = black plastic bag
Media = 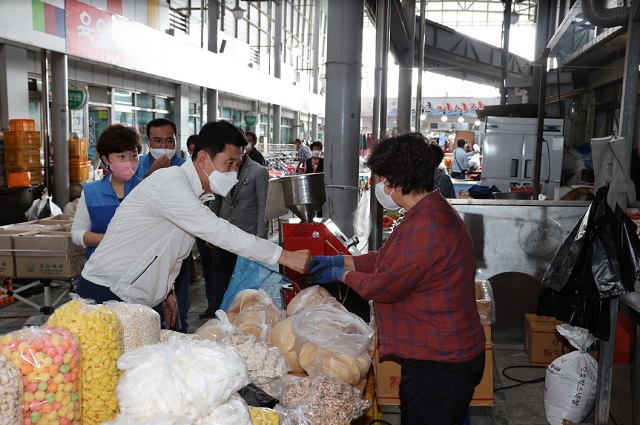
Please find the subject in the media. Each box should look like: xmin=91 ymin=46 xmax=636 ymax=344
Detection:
xmin=468 ymin=184 xmax=501 ymax=199
xmin=542 ymin=186 xmax=640 ymax=339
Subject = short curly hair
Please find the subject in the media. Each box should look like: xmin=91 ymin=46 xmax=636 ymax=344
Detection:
xmin=96 ymin=124 xmax=141 ymax=159
xmin=367 ymin=132 xmax=434 ymax=195
xmin=310 ymin=141 xmax=323 ymax=150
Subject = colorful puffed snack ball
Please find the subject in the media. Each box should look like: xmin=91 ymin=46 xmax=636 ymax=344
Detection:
xmin=0 ymin=355 xmax=22 ymax=425
xmin=0 ymin=326 xmax=81 ymax=425
xmin=47 ymin=298 xmax=123 ymax=425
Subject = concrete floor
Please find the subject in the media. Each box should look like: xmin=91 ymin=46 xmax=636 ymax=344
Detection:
xmin=0 ymin=269 xmax=627 ymax=425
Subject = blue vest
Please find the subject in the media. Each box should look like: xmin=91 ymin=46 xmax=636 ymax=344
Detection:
xmin=135 ymin=154 xmax=185 ymax=179
xmin=83 ymin=173 xmax=142 ymax=258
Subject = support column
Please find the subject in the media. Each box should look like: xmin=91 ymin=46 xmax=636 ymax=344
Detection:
xmin=500 ymin=0 xmax=512 ymax=106
xmin=396 ymin=0 xmax=415 ymax=131
xmin=532 ymin=0 xmax=552 ymax=103
xmin=273 ymin=0 xmax=283 ymax=144
xmin=310 ymin=0 xmax=321 ymax=140
xmin=207 ymin=0 xmax=219 ymax=122
xmin=50 ymin=52 xmax=69 ymax=206
xmin=324 ymin=0 xmax=364 ymax=237
xmin=369 ymin=0 xmax=390 ymax=250
xmin=175 ymin=84 xmax=190 ymax=150
xmin=294 ymin=110 xmax=301 ymax=139
xmin=415 ymin=0 xmax=425 ymax=132
xmin=0 ymin=44 xmax=29 ymax=128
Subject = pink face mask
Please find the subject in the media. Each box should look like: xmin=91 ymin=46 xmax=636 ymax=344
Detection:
xmin=109 ymin=161 xmax=138 ymax=182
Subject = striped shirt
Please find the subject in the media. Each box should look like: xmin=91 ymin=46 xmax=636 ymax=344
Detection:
xmin=345 ymin=190 xmax=485 ymax=362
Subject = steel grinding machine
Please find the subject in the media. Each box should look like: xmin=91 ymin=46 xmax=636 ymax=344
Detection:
xmin=277 ymin=173 xmax=370 ymax=319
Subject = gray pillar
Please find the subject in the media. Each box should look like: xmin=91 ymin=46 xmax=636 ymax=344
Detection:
xmin=294 ymin=110 xmax=301 ymax=139
xmin=0 ymin=44 xmax=29 ymax=128
xmin=50 ymin=52 xmax=69 ymax=206
xmin=273 ymin=0 xmax=283 ymax=143
xmin=311 ymin=115 xmax=318 ymax=140
xmin=207 ymin=0 xmax=219 ymax=122
xmin=273 ymin=105 xmax=282 ymax=144
xmin=500 ymin=0 xmax=512 ymax=106
xmin=249 ymin=100 xmax=259 ymax=134
xmin=532 ymin=0 xmax=552 ymax=103
xmin=619 ymin=1 xmax=640 ymax=160
xmin=324 ymin=0 xmax=364 ymax=237
xmin=310 ymin=0 xmax=321 ymax=142
xmin=396 ymin=0 xmax=415 ymax=131
xmin=415 ymin=0 xmax=426 ymax=132
xmin=369 ymin=0 xmax=390 ymax=250
xmin=175 ymin=84 xmax=190 ymax=150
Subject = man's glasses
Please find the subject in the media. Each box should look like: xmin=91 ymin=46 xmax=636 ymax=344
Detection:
xmin=149 ymin=137 xmax=176 ymax=147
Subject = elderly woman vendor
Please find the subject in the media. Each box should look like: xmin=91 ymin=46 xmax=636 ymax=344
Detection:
xmin=307 ymin=132 xmax=485 ymax=425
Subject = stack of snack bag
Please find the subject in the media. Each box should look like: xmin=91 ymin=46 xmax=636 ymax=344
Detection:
xmin=269 ymin=287 xmax=374 ymax=386
xmin=0 ymin=356 xmax=22 ymax=425
xmin=107 ymin=336 xmax=252 ymax=424
xmin=47 ymin=298 xmax=123 ymax=425
xmin=104 ymin=302 xmax=161 ymax=353
xmin=0 ymin=326 xmax=81 ymax=424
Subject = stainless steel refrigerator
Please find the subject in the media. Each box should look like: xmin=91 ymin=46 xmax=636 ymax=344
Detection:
xmin=480 ymin=117 xmax=564 ymax=198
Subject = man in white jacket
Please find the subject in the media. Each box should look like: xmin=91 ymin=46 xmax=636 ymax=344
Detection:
xmin=76 ymin=121 xmax=310 ymax=328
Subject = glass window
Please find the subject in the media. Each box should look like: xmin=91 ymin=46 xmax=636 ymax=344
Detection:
xmin=221 ymin=108 xmax=232 ymax=119
xmin=137 ymin=110 xmax=153 ymax=143
xmin=156 ymin=97 xmax=171 ymax=111
xmin=114 ymin=90 xmax=134 ymax=106
xmin=137 ymin=94 xmax=154 ymax=109
xmin=115 ymin=109 xmax=134 ymax=125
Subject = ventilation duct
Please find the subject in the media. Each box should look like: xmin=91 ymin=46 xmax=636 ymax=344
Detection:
xmin=581 ymin=0 xmax=629 ymax=28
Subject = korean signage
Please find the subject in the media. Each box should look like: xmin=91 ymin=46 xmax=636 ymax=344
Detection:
xmin=68 ymin=81 xmax=88 ymax=110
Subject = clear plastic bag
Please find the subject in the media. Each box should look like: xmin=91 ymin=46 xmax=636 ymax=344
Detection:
xmin=268 ymin=316 xmax=307 ymax=373
xmin=104 ymin=301 xmax=161 ymax=353
xmin=0 ymin=326 xmax=81 ymax=425
xmin=196 ymin=394 xmax=252 ymax=425
xmin=0 ymin=356 xmax=22 ymax=425
xmin=226 ymin=289 xmax=280 ymax=321
xmin=475 ymin=280 xmax=496 ymax=325
xmin=270 ymin=374 xmax=371 ymax=425
xmin=249 ymin=407 xmax=286 ymax=425
xmin=222 ymin=333 xmax=290 ymax=385
xmin=47 ymin=296 xmax=122 ymax=425
xmin=292 ymin=305 xmax=373 ymax=358
xmin=195 ymin=310 xmax=237 ymax=342
xmin=286 ymin=286 xmax=346 ymax=317
xmin=231 ymin=303 xmax=283 ymax=342
xmin=116 ymin=338 xmax=249 ymax=420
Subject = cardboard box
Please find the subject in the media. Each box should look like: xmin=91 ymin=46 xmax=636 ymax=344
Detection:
xmin=36 ymin=219 xmax=74 ymax=226
xmin=374 ymin=325 xmax=494 ymax=406
xmin=0 ymin=229 xmax=38 ymax=277
xmin=1 ymin=222 xmax=63 ymax=232
xmin=13 ymin=232 xmax=85 ymax=278
xmin=524 ymin=314 xmax=565 ymax=365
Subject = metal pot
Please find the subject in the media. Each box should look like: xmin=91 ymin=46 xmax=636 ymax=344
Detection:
xmin=279 ymin=173 xmax=326 ymax=222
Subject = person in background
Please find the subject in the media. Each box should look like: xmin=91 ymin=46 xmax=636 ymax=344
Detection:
xmin=305 ymin=141 xmax=324 ymax=174
xmin=186 ymin=135 xmax=197 ymax=158
xmin=451 ymin=138 xmax=474 ymax=179
xmin=306 ymin=132 xmax=485 ymax=425
xmin=135 ymin=118 xmax=191 ymax=333
xmin=245 ymin=131 xmax=266 ymax=166
xmin=71 ymin=124 xmax=142 ymax=259
xmin=198 ymin=149 xmax=270 ymax=318
xmin=136 ymin=118 xmax=185 ymax=179
xmin=429 ymin=143 xmax=456 ymax=199
xmin=75 ymin=120 xmax=310 ymax=329
xmin=63 ymin=183 xmax=85 ymax=215
xmin=293 ymin=138 xmax=312 ymax=173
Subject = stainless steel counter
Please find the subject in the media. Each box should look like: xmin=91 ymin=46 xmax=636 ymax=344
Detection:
xmin=450 ymin=200 xmax=590 ymax=342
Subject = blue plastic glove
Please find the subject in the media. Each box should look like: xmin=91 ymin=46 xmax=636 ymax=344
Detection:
xmin=308 ymin=255 xmax=344 ymax=274
xmin=306 ymin=266 xmax=348 ymax=284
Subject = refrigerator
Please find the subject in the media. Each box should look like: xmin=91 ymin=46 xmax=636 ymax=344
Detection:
xmin=480 ymin=117 xmax=565 ymax=198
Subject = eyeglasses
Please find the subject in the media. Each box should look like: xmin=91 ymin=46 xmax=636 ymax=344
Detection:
xmin=149 ymin=137 xmax=176 ymax=147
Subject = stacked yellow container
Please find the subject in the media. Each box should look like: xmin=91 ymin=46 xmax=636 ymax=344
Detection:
xmin=69 ymin=135 xmax=90 ymax=182
xmin=4 ymin=119 xmax=43 ymax=186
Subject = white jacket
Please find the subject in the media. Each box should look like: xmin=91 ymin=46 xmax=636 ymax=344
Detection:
xmin=81 ymin=159 xmax=282 ymax=307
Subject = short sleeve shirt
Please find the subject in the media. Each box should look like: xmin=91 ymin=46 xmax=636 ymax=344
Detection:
xmin=297 ymin=145 xmax=312 ymax=161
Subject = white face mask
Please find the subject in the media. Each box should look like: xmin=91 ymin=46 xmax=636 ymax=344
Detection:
xmin=150 ymin=148 xmax=175 ymax=160
xmin=205 ymin=156 xmax=238 ymax=196
xmin=375 ymin=180 xmax=400 ymax=209
xmin=245 ymin=144 xmax=253 ymax=151
xmin=311 ymin=150 xmax=321 ymax=157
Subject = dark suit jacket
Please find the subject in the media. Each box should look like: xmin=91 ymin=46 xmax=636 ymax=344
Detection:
xmin=210 ymin=157 xmax=269 ymax=238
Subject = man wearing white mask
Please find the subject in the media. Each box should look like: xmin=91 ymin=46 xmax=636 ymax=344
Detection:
xmin=136 ymin=118 xmax=184 ymax=179
xmin=76 ymin=120 xmax=311 ymax=329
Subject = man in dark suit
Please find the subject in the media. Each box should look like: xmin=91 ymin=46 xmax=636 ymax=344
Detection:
xmin=198 ymin=153 xmax=269 ymax=318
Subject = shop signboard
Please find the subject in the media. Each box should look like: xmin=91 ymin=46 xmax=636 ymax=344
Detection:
xmin=68 ymin=82 xmax=88 ymax=110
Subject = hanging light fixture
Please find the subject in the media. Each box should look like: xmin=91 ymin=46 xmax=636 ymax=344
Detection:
xmin=474 ymin=119 xmax=481 ymax=127
xmin=510 ymin=10 xmax=520 ymax=25
xmin=231 ymin=4 xmax=246 ymax=20
xmin=440 ymin=112 xmax=448 ymax=122
xmin=457 ymin=113 xmax=464 ymax=123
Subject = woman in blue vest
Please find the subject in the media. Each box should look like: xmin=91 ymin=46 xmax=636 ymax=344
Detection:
xmin=71 ymin=124 xmax=142 ymax=259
